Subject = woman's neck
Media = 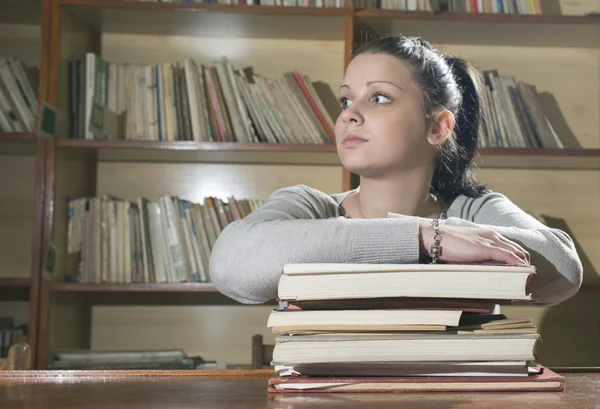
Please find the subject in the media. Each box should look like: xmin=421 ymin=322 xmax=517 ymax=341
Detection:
xmin=350 ymin=170 xmax=441 ymax=219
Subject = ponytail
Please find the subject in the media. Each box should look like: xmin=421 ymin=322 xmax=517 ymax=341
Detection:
xmin=431 ymin=57 xmax=488 ymax=202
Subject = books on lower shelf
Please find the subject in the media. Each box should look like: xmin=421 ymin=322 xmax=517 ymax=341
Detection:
xmin=65 ymin=194 xmax=263 ymax=284
xmin=267 ymin=262 xmax=566 ymax=393
xmin=358 ymin=0 xmax=543 ymax=14
xmin=68 ymin=53 xmax=336 ymax=144
xmin=0 ymin=57 xmax=39 ymax=133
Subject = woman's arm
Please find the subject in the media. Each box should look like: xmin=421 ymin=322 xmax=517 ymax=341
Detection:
xmin=439 ymin=192 xmax=583 ymax=306
xmin=209 ymin=185 xmax=422 ymax=304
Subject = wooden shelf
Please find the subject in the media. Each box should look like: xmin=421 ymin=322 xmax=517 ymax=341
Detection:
xmin=475 ymin=148 xmax=600 ymax=170
xmin=354 ymin=9 xmax=600 ymax=25
xmin=0 ymin=133 xmax=38 ymax=156
xmin=53 ymin=140 xmax=600 ymax=169
xmin=60 ymin=0 xmax=347 ymax=40
xmin=47 ymin=282 xmax=254 ymax=306
xmin=0 ymin=278 xmax=31 ymax=288
xmin=354 ymin=10 xmax=600 ymax=48
xmin=52 ymin=282 xmax=217 ymax=293
xmin=0 ymin=278 xmax=31 ymax=302
xmin=54 ymin=139 xmax=341 ymax=165
xmin=578 ymin=284 xmax=600 ymax=293
xmin=0 ymin=133 xmax=37 ymax=143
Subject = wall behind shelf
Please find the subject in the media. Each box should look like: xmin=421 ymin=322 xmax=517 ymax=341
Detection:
xmin=0 ymin=156 xmax=36 ymax=280
xmin=0 ymin=24 xmax=41 ymax=66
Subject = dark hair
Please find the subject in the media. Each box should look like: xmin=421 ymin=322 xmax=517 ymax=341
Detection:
xmin=352 ymin=35 xmax=489 ymax=202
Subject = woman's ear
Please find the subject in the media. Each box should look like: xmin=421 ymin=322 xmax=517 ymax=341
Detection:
xmin=427 ymin=110 xmax=455 ymax=146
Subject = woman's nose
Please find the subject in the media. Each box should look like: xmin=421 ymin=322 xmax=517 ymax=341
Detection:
xmin=341 ymin=105 xmax=364 ymax=125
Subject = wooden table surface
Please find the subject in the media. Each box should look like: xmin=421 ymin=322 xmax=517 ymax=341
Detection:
xmin=1 ymin=369 xmax=599 ymax=409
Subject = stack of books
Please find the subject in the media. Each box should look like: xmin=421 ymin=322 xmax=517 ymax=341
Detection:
xmin=266 ymin=263 xmax=565 ymax=393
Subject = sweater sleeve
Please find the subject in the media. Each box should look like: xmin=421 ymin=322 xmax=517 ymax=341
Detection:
xmin=445 ymin=192 xmax=583 ymax=307
xmin=209 ymin=185 xmax=421 ymax=304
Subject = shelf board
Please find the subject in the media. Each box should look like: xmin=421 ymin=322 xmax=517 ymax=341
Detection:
xmin=52 ymin=282 xmax=217 ymax=293
xmin=0 ymin=278 xmax=31 ymax=301
xmin=0 ymin=133 xmax=38 ymax=156
xmin=578 ymin=284 xmax=600 ymax=293
xmin=48 ymin=281 xmax=252 ymax=306
xmin=354 ymin=10 xmax=600 ymax=48
xmin=54 ymin=140 xmax=600 ymax=169
xmin=475 ymin=148 xmax=600 ymax=170
xmin=0 ymin=278 xmax=31 ymax=288
xmin=354 ymin=9 xmax=600 ymax=25
xmin=54 ymin=139 xmax=341 ymax=165
xmin=60 ymin=0 xmax=347 ymax=40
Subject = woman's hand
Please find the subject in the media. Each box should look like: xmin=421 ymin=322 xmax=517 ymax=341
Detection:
xmin=419 ymin=221 xmax=531 ymax=265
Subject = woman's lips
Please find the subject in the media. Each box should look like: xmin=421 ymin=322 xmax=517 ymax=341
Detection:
xmin=343 ymin=134 xmax=368 ymax=147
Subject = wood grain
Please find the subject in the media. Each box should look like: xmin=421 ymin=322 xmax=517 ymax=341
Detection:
xmin=0 ymin=370 xmax=598 ymax=408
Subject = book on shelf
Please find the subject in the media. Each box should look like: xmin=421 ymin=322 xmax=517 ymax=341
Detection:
xmin=48 ymin=348 xmax=213 ymax=370
xmin=65 ymin=194 xmax=263 ymax=284
xmin=477 ymin=70 xmax=564 ymax=149
xmin=0 ymin=57 xmax=39 ymax=134
xmin=267 ymin=262 xmax=565 ymax=393
xmin=356 ymin=0 xmax=543 ymax=14
xmin=68 ymin=53 xmax=337 ymax=144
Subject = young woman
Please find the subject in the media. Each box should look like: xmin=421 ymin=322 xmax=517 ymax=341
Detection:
xmin=209 ymin=35 xmax=583 ymax=307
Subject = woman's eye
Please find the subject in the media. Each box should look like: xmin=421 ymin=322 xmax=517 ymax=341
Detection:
xmin=338 ymin=97 xmax=351 ymax=109
xmin=373 ymin=94 xmax=391 ymax=104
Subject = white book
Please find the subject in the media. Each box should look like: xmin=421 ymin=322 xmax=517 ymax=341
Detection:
xmin=278 ymin=263 xmax=535 ymax=301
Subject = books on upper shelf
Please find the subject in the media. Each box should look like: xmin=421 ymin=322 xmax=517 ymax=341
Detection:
xmin=0 ymin=57 xmax=39 ymax=133
xmin=64 ymin=194 xmax=263 ymax=284
xmin=356 ymin=0 xmax=543 ymax=14
xmin=124 ymin=0 xmax=345 ymax=7
xmin=477 ymin=70 xmax=564 ymax=149
xmin=68 ymin=53 xmax=336 ymax=144
xmin=267 ymin=262 xmax=566 ymax=393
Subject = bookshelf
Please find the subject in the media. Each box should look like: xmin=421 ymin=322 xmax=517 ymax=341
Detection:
xmin=0 ymin=0 xmax=47 ymax=370
xmin=10 ymin=0 xmax=600 ymax=369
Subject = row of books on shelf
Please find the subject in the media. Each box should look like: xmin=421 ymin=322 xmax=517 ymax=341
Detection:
xmin=356 ymin=0 xmax=542 ymax=14
xmin=69 ymin=54 xmax=336 ymax=144
xmin=0 ymin=54 xmax=567 ymax=151
xmin=127 ymin=0 xmax=542 ymax=14
xmin=0 ymin=58 xmax=39 ymax=134
xmin=0 ymin=318 xmax=27 ymax=359
xmin=477 ymin=70 xmax=562 ymax=148
xmin=128 ymin=0 xmax=345 ymax=7
xmin=65 ymin=194 xmax=263 ymax=284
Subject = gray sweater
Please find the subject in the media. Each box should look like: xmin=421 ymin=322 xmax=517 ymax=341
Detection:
xmin=209 ymin=184 xmax=583 ymax=306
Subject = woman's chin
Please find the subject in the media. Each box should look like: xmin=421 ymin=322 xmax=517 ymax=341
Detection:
xmin=338 ymin=157 xmax=378 ymax=178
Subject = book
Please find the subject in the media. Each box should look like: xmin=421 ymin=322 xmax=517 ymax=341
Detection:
xmin=267 ymin=365 xmax=565 ymax=393
xmin=278 ymin=263 xmax=535 ymax=302
xmin=271 ymin=332 xmax=540 ymax=366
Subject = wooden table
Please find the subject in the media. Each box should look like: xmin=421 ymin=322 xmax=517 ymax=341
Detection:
xmin=0 ymin=369 xmax=599 ymax=408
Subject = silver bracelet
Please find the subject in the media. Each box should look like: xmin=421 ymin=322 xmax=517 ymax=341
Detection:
xmin=430 ymin=218 xmax=443 ymax=264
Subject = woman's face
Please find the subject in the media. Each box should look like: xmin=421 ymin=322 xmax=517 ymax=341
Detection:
xmin=335 ymin=53 xmax=436 ymax=178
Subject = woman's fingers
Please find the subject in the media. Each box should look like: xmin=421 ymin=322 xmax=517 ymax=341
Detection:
xmin=490 ymin=246 xmax=527 ymax=266
xmin=495 ymin=235 xmax=530 ymax=265
xmin=480 ymin=234 xmax=529 ymax=265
